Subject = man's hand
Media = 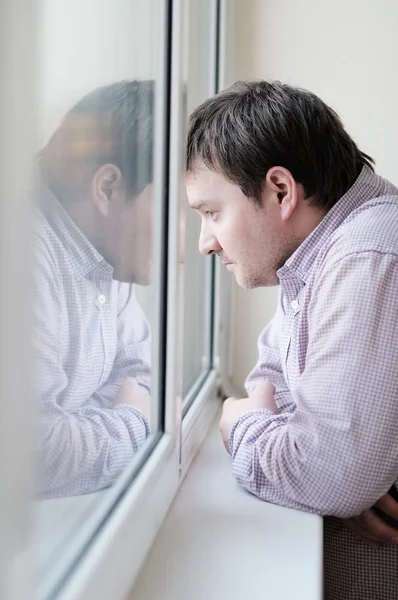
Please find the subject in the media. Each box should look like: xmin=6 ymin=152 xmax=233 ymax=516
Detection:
xmin=220 ymin=382 xmax=277 ymax=454
xmin=343 ymin=492 xmax=398 ymax=548
xmin=113 ymin=377 xmax=151 ymax=422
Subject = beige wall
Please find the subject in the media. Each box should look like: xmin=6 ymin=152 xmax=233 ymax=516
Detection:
xmin=230 ymin=0 xmax=398 ymax=393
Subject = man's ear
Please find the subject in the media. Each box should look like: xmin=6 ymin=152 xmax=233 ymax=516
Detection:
xmin=265 ymin=166 xmax=298 ymax=221
xmin=91 ymin=164 xmax=123 ymax=217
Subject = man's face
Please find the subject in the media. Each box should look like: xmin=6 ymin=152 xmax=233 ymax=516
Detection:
xmin=104 ymin=182 xmax=153 ymax=285
xmin=186 ymin=164 xmax=297 ymax=288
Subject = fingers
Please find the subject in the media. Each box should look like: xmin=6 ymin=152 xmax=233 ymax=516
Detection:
xmin=223 ymin=397 xmax=237 ymax=405
xmin=356 ymin=509 xmax=398 ymax=544
xmin=344 ymin=502 xmax=398 ymax=548
xmin=343 ymin=518 xmax=379 ymax=549
xmin=219 ymin=420 xmax=232 ymax=455
xmin=113 ymin=378 xmax=151 ymax=420
xmin=252 ymin=381 xmax=276 ymax=398
xmin=375 ymin=493 xmax=398 ymax=521
xmin=223 ymin=437 xmax=231 ymax=454
xmin=123 ymin=377 xmax=140 ymax=391
xmin=220 ymin=398 xmax=239 ymax=454
xmin=251 ymin=381 xmax=278 ymax=413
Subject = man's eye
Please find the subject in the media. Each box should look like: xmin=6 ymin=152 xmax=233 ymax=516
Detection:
xmin=205 ymin=210 xmax=217 ymax=220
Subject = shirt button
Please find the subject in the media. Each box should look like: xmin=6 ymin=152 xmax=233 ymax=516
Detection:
xmin=98 ymin=295 xmax=106 ymax=305
xmin=291 ymin=300 xmax=299 ymax=311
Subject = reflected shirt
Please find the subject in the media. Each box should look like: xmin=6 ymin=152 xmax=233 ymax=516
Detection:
xmin=35 ymin=180 xmax=151 ymax=498
xmin=231 ymin=166 xmax=398 ymax=599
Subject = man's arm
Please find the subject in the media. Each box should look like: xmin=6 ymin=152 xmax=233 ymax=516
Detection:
xmin=229 ymin=251 xmax=398 ymax=518
xmin=245 ymin=290 xmax=294 ymax=414
xmin=35 ymin=248 xmax=151 ymax=498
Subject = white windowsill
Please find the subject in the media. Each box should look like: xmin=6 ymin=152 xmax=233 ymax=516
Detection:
xmin=131 ymin=411 xmax=323 ymax=600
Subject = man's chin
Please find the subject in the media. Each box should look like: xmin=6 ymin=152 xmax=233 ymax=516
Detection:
xmin=237 ymin=277 xmax=258 ymax=290
xmin=113 ymin=269 xmax=152 ymax=285
xmin=132 ymin=271 xmax=152 ymax=286
xmin=233 ymin=268 xmax=254 ymax=290
xmin=136 ymin=277 xmax=151 ymax=286
xmin=234 ymin=268 xmax=272 ymax=289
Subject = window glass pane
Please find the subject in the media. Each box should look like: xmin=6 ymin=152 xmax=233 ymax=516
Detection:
xmin=182 ymin=0 xmax=216 ymax=401
xmin=32 ymin=0 xmax=168 ymax=593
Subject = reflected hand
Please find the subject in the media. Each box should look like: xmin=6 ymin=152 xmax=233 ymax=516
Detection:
xmin=343 ymin=492 xmax=398 ymax=548
xmin=220 ymin=382 xmax=277 ymax=454
xmin=113 ymin=377 xmax=151 ymax=422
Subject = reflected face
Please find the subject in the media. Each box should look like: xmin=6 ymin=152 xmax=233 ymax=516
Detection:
xmin=186 ymin=165 xmax=293 ymax=288
xmin=104 ymin=183 xmax=153 ymax=284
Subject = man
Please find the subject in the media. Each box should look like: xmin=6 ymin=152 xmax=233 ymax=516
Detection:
xmin=186 ymin=80 xmax=398 ymax=599
xmin=35 ymin=80 xmax=153 ymax=498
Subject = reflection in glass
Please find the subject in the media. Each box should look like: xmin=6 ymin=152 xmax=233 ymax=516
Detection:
xmin=35 ymin=80 xmax=154 ymax=499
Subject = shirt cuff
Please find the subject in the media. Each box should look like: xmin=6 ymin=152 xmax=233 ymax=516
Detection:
xmin=228 ymin=408 xmax=275 ymax=454
xmin=113 ymin=404 xmax=151 ymax=437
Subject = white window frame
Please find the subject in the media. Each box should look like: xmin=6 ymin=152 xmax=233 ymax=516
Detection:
xmin=0 ymin=1 xmax=38 ymax=598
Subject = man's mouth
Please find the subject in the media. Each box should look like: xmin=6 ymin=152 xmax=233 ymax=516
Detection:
xmin=223 ymin=262 xmax=234 ymax=271
xmin=219 ymin=255 xmax=234 ymax=269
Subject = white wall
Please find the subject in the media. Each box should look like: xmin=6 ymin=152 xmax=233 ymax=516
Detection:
xmin=230 ymin=0 xmax=398 ymax=393
xmin=37 ymin=0 xmax=159 ymax=319
xmin=38 ymin=0 xmax=158 ymax=145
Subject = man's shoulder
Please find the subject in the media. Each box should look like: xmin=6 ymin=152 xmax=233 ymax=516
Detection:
xmin=327 ymin=195 xmax=398 ymax=261
xmin=34 ymin=209 xmax=66 ymax=279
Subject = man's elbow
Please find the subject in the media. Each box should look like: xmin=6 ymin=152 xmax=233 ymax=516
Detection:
xmin=298 ymin=472 xmax=380 ymax=518
xmin=231 ymin=449 xmax=376 ymax=518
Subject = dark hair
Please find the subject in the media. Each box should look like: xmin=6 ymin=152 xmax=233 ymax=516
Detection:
xmin=41 ymin=80 xmax=154 ymax=198
xmin=187 ymin=80 xmax=374 ymax=210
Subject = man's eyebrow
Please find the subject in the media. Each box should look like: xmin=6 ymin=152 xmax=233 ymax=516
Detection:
xmin=190 ymin=199 xmax=211 ymax=211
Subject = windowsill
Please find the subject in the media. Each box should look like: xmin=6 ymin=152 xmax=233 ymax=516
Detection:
xmin=131 ymin=411 xmax=323 ymax=600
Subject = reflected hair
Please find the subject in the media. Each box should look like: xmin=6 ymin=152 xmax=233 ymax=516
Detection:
xmin=41 ymin=80 xmax=154 ymax=199
xmin=187 ymin=80 xmax=375 ymax=211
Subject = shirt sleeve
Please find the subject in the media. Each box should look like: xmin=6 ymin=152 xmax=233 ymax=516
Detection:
xmin=230 ymin=251 xmax=398 ymax=518
xmin=245 ymin=290 xmax=295 ymax=414
xmin=35 ymin=245 xmax=150 ymax=498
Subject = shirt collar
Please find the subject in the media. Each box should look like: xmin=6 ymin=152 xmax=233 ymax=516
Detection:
xmin=277 ymin=165 xmax=398 ymax=284
xmin=37 ymin=173 xmax=112 ymax=279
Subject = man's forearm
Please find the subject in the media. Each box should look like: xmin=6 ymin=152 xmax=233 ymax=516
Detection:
xmin=39 ymin=404 xmax=150 ymax=498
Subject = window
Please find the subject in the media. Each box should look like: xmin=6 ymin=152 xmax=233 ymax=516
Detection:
xmin=0 ymin=1 xmax=233 ymax=599
xmin=32 ymin=0 xmax=175 ymax=596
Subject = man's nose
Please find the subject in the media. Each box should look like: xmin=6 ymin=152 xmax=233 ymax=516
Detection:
xmin=198 ymin=224 xmax=221 ymax=256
